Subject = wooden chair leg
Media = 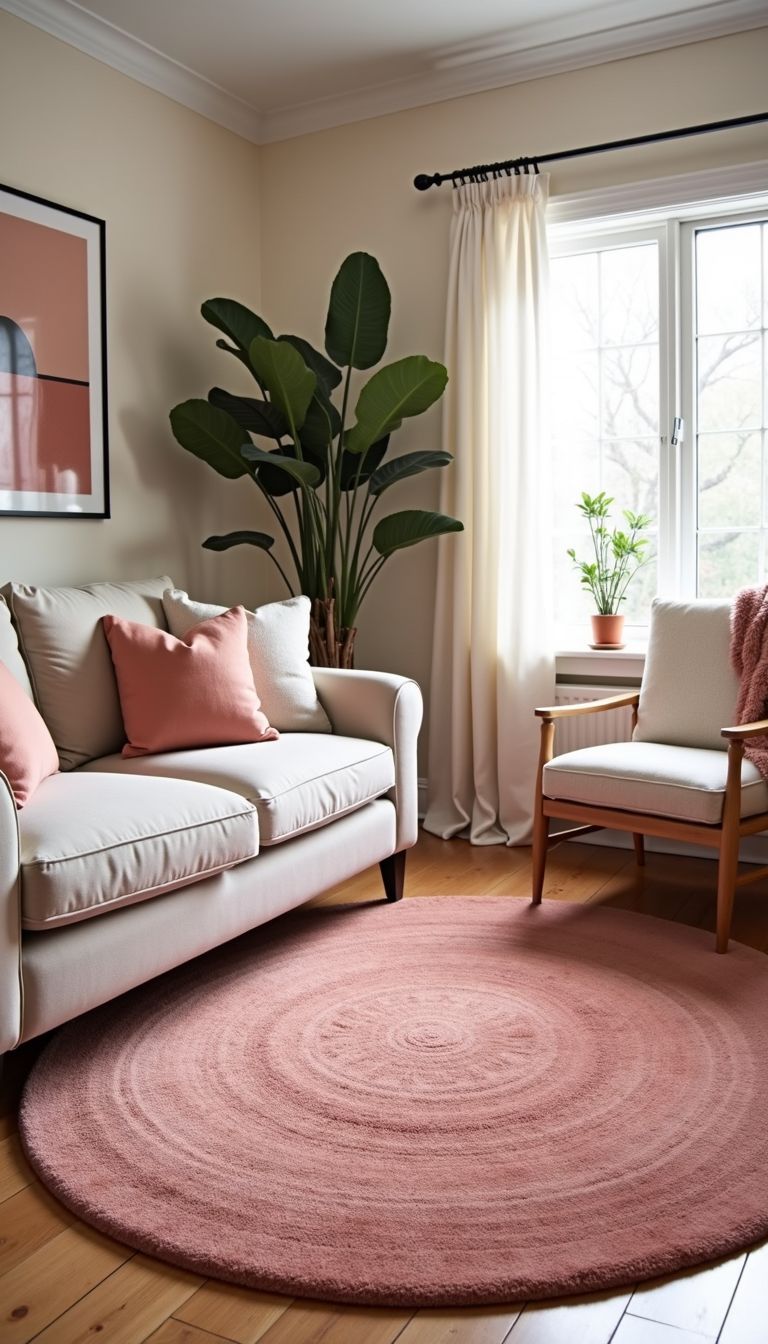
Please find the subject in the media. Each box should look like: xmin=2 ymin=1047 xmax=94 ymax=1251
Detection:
xmin=716 ymin=741 xmax=743 ymax=953
xmin=633 ymin=833 xmax=645 ymax=866
xmin=380 ymin=850 xmax=406 ymax=902
xmin=531 ymin=717 xmax=555 ymax=906
xmin=531 ymin=804 xmax=549 ymax=905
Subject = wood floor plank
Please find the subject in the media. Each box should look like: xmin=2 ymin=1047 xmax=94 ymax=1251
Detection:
xmin=627 ymin=1254 xmax=745 ymax=1338
xmin=611 ymin=1317 xmax=712 ymax=1343
xmin=31 ymin=1252 xmax=202 ymax=1343
xmin=174 ymin=1281 xmax=292 ymax=1343
xmin=256 ymin=1299 xmax=412 ymax=1344
xmin=0 ymin=1181 xmax=73 ymax=1276
xmin=396 ymin=1304 xmax=522 ymax=1343
xmin=716 ymin=1243 xmax=768 ymax=1343
xmin=0 ymin=1223 xmax=129 ymax=1343
xmin=0 ymin=1134 xmax=33 ymax=1203
xmin=507 ymin=1288 xmax=632 ymax=1342
xmin=0 ymin=1111 xmax=18 ymax=1140
xmin=146 ymin=1320 xmax=234 ymax=1344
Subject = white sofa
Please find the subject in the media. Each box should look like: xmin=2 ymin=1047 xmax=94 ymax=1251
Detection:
xmin=0 ymin=577 xmax=423 ymax=1054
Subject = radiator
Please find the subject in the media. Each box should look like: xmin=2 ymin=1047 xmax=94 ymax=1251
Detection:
xmin=553 ymin=685 xmax=635 ymax=756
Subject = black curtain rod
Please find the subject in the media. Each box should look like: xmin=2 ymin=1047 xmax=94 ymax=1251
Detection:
xmin=413 ymin=111 xmax=768 ymax=191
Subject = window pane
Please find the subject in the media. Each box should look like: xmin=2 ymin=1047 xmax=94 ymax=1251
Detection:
xmin=603 ymin=439 xmax=658 ymax=519
xmin=695 ymin=221 xmax=767 ymax=598
xmin=696 ymin=224 xmax=761 ymax=334
xmin=601 ymin=245 xmax=658 ymax=346
xmin=697 ymin=332 xmax=761 ymax=432
xmin=698 ymin=432 xmax=761 ymax=528
xmin=602 ymin=347 xmax=659 ymax=437
xmin=698 ymin=531 xmax=760 ymax=596
xmin=550 ymin=251 xmax=597 ymax=349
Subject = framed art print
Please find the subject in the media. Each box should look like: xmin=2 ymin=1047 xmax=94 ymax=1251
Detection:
xmin=0 ymin=183 xmax=109 ymax=517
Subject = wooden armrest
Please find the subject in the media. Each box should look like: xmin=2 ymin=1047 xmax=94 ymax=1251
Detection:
xmin=535 ymin=692 xmax=640 ymax=720
xmin=721 ymin=718 xmax=768 ymax=741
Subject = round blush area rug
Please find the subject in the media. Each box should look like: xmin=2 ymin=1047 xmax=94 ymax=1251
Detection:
xmin=19 ymin=897 xmax=768 ymax=1307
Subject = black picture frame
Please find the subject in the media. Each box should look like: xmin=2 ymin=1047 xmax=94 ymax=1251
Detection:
xmin=0 ymin=181 xmax=109 ymax=518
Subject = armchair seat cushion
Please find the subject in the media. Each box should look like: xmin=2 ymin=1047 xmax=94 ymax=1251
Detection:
xmin=20 ymin=773 xmax=259 ymax=929
xmin=543 ymin=741 xmax=768 ymax=826
xmin=81 ymin=734 xmax=396 ymax=846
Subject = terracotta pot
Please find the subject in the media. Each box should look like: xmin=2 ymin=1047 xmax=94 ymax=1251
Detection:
xmin=590 ymin=613 xmax=625 ymax=649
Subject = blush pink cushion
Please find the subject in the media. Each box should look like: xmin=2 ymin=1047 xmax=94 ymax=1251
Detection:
xmin=0 ymin=660 xmax=59 ymax=806
xmin=103 ymin=607 xmax=279 ymax=758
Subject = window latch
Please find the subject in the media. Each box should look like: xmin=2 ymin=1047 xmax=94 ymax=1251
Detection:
xmin=670 ymin=416 xmax=685 ymax=447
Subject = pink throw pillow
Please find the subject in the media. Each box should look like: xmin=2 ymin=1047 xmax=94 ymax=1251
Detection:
xmin=0 ymin=660 xmax=59 ymax=807
xmin=103 ymin=606 xmax=279 ymax=758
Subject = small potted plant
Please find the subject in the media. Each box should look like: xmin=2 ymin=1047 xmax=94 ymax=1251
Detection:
xmin=567 ymin=492 xmax=652 ymax=649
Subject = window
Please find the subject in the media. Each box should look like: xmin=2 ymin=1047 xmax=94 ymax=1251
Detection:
xmin=550 ymin=206 xmax=768 ymax=640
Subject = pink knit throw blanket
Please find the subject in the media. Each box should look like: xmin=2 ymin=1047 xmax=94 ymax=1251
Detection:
xmin=731 ymin=585 xmax=768 ymax=779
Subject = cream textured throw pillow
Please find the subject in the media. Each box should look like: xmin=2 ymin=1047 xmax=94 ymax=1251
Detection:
xmin=162 ymin=590 xmax=331 ymax=734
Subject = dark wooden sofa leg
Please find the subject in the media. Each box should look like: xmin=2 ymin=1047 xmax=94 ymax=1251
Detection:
xmin=380 ymin=850 xmax=406 ymax=902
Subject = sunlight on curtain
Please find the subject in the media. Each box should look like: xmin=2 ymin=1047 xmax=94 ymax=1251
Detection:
xmin=424 ymin=174 xmax=555 ymax=846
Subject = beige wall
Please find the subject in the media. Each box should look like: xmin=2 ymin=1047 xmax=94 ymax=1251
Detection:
xmin=0 ymin=11 xmax=262 ymax=604
xmin=260 ymin=28 xmax=768 ymax=748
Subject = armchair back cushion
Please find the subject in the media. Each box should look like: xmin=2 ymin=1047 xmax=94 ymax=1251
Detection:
xmin=634 ymin=599 xmax=738 ymax=752
xmin=2 ymin=577 xmax=172 ymax=769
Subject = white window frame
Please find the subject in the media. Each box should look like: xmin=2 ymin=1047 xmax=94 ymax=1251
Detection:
xmin=548 ymin=171 xmax=768 ymax=662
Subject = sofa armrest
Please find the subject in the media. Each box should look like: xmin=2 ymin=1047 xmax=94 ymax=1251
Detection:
xmin=0 ymin=771 xmax=23 ymax=1053
xmin=312 ymin=669 xmax=423 ymax=851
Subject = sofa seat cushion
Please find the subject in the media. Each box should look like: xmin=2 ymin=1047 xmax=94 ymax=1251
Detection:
xmin=543 ymin=741 xmax=768 ymax=826
xmin=20 ymin=772 xmax=259 ymax=930
xmin=82 ymin=734 xmax=395 ymax=846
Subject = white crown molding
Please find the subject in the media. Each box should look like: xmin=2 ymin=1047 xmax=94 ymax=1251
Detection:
xmin=0 ymin=0 xmax=264 ymax=142
xmin=2 ymin=0 xmax=767 ymax=145
xmin=262 ymin=0 xmax=768 ymax=143
xmin=548 ymin=156 xmax=768 ymax=227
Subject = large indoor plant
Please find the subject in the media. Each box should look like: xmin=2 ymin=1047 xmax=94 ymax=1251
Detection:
xmin=567 ymin=491 xmax=651 ymax=648
xmin=169 ymin=252 xmax=462 ymax=666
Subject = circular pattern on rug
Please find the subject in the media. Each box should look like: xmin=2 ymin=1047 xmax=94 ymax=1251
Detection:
xmin=19 ymin=898 xmax=768 ymax=1306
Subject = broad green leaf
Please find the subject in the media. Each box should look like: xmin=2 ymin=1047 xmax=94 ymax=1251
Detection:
xmin=300 ymin=393 xmax=341 ymax=455
xmin=203 ymin=530 xmax=274 ymax=552
xmin=169 ymin=400 xmax=249 ymax=479
xmin=339 ymin=437 xmax=389 ymax=491
xmin=369 ymin=450 xmax=453 ymax=496
xmin=279 ymin=335 xmax=341 ymax=393
xmin=208 ymin=387 xmax=288 ymax=440
xmin=346 ymin=356 xmax=448 ymax=455
xmin=202 ymin=298 xmax=273 ymax=353
xmin=241 ymin=443 xmax=321 ymax=487
xmin=325 ymin=252 xmax=391 ymax=370
xmin=373 ymin=509 xmax=463 ymax=557
xmin=248 ymin=337 xmax=316 ymax=433
xmin=250 ymin=442 xmax=326 ymax=497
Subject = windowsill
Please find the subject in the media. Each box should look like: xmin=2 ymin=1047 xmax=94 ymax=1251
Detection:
xmin=555 ymin=640 xmax=646 ymax=683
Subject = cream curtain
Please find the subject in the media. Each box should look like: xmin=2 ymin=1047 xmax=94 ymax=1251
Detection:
xmin=423 ymin=174 xmax=555 ymax=846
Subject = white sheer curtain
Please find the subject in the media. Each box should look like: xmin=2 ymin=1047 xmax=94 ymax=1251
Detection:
xmin=423 ymin=174 xmax=555 ymax=846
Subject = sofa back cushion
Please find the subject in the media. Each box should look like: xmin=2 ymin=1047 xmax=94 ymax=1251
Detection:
xmin=0 ymin=596 xmax=34 ymax=698
xmin=163 ymin=589 xmax=331 ymax=734
xmin=0 ymin=660 xmax=59 ymax=807
xmin=634 ymin=598 xmax=738 ymax=751
xmin=2 ymin=577 xmax=172 ymax=770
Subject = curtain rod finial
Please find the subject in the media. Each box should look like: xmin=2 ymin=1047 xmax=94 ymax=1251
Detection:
xmin=414 ymin=173 xmax=439 ymax=191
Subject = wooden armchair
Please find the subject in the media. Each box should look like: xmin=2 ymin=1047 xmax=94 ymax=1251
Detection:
xmin=531 ymin=599 xmax=768 ymax=952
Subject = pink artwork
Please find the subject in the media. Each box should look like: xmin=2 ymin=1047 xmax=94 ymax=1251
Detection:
xmin=0 ymin=184 xmax=108 ymax=516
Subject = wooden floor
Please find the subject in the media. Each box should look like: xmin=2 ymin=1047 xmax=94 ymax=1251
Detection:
xmin=2 ymin=832 xmax=768 ymax=1344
